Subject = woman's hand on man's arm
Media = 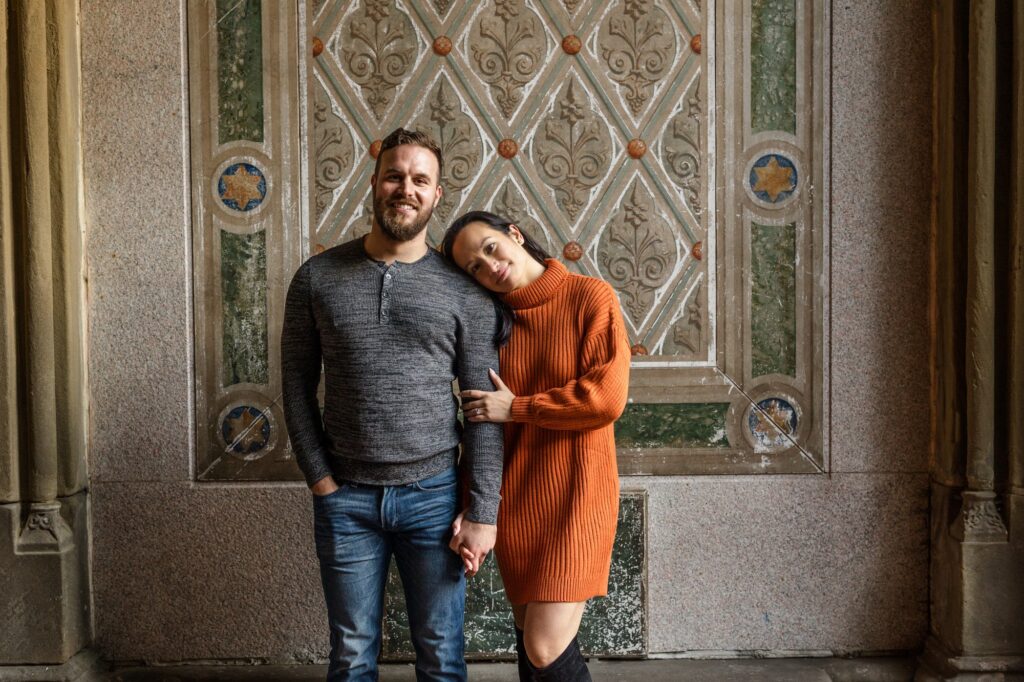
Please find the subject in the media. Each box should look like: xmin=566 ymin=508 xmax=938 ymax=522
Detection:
xmin=461 ymin=368 xmax=515 ymax=423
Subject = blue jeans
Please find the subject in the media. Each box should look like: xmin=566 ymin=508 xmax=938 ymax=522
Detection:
xmin=312 ymin=466 xmax=466 ymax=682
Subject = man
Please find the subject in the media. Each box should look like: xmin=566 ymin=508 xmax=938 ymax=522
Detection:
xmin=281 ymin=128 xmax=502 ymax=681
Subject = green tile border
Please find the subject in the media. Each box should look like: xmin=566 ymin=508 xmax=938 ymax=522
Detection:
xmin=615 ymin=403 xmax=731 ymax=449
xmin=750 ymin=0 xmax=796 ymax=134
xmin=217 ymin=0 xmax=264 ymax=144
xmin=220 ymin=230 xmax=268 ymax=386
xmin=750 ymin=222 xmax=796 ymax=378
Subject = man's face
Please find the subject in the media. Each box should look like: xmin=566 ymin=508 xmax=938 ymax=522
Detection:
xmin=370 ymin=144 xmax=443 ymax=242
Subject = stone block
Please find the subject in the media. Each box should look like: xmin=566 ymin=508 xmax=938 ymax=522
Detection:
xmin=830 ymin=0 xmax=932 ymax=474
xmin=80 ymin=0 xmax=193 ymax=483
xmin=639 ymin=473 xmax=928 ymax=654
xmin=90 ymin=482 xmax=326 ymax=663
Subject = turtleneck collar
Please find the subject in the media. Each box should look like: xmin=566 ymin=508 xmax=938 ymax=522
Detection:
xmin=501 ymin=258 xmax=569 ymax=310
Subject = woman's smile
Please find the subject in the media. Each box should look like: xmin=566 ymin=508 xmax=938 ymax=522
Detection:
xmin=450 ymin=220 xmax=546 ymax=293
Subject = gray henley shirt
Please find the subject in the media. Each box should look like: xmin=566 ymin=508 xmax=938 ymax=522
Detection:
xmin=280 ymin=237 xmax=503 ymax=524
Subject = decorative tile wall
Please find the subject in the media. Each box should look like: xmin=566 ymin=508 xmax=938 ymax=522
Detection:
xmin=188 ymin=0 xmax=828 ymax=476
xmin=189 ymin=0 xmax=302 ymax=480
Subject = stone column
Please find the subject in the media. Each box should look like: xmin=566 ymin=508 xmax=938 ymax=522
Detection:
xmin=920 ymin=1 xmax=1024 ymax=679
xmin=1013 ymin=0 xmax=1024 ymax=503
xmin=0 ymin=0 xmax=91 ymax=665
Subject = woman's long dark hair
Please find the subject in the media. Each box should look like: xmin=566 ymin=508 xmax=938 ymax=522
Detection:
xmin=441 ymin=211 xmax=551 ymax=347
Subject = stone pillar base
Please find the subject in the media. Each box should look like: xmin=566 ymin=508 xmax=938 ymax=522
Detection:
xmin=0 ymin=649 xmax=107 ymax=682
xmin=0 ymin=491 xmax=91 ymax=664
xmin=920 ymin=485 xmax=1024 ymax=681
xmin=917 ymin=635 xmax=1024 ymax=681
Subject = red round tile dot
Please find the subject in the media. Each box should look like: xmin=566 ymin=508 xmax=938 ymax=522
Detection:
xmin=432 ymin=36 xmax=453 ymax=56
xmin=630 ymin=344 xmax=648 ymax=356
xmin=627 ymin=138 xmax=647 ymax=159
xmin=562 ymin=34 xmax=582 ymax=55
xmin=690 ymin=34 xmax=702 ymax=54
xmin=562 ymin=241 xmax=583 ymax=261
xmin=369 ymin=139 xmax=382 ymax=159
xmin=691 ymin=240 xmax=703 ymax=261
xmin=498 ymin=139 xmax=519 ymax=159
xmin=315 ymin=243 xmax=327 ymax=254
xmin=312 ymin=37 xmax=324 ymax=57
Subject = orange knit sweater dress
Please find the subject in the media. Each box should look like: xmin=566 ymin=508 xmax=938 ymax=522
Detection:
xmin=495 ymin=258 xmax=631 ymax=604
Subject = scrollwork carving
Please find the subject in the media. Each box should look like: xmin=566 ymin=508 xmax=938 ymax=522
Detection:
xmin=962 ymin=496 xmax=1008 ymax=540
xmin=490 ymin=179 xmax=554 ymax=257
xmin=533 ymin=77 xmax=611 ymax=222
xmin=341 ymin=0 xmax=417 ymax=120
xmin=599 ymin=0 xmax=676 ymax=117
xmin=470 ymin=0 xmax=545 ymax=118
xmin=414 ymin=78 xmax=482 ymax=232
xmin=598 ymin=179 xmax=674 ymax=325
xmin=662 ymin=76 xmax=702 ymax=216
xmin=672 ymin=282 xmax=703 ymax=354
xmin=17 ymin=502 xmax=69 ymax=550
xmin=313 ymin=79 xmax=354 ymax=223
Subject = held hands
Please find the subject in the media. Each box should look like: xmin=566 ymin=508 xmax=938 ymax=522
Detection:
xmin=449 ymin=509 xmax=497 ymax=578
xmin=461 ymin=369 xmax=515 ymax=423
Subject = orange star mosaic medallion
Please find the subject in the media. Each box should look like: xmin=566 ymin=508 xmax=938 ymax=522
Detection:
xmin=749 ymin=154 xmax=797 ymax=204
xmin=218 ymin=163 xmax=267 ymax=212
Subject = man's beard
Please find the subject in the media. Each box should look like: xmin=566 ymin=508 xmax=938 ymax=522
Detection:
xmin=374 ymin=194 xmax=435 ymax=242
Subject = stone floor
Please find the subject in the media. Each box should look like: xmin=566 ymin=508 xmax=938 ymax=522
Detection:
xmin=102 ymin=657 xmax=917 ymax=682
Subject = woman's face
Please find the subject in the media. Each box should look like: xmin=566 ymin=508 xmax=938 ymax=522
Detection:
xmin=451 ymin=221 xmax=533 ymax=293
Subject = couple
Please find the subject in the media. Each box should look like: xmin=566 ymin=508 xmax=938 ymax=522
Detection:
xmin=281 ymin=128 xmax=631 ymax=682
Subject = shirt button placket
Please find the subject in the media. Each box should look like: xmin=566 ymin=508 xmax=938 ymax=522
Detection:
xmin=380 ymin=267 xmax=393 ymax=323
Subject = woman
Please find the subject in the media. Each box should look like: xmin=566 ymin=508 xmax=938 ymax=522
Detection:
xmin=441 ymin=211 xmax=630 ymax=682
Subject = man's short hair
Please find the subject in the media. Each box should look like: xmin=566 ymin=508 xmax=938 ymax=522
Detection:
xmin=373 ymin=128 xmax=444 ymax=184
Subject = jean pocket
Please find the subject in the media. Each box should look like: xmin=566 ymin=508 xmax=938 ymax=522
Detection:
xmin=412 ymin=467 xmax=458 ymax=492
xmin=312 ymin=484 xmax=346 ymax=505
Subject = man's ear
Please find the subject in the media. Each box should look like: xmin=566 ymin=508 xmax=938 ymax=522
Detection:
xmin=434 ymin=185 xmax=443 ymax=207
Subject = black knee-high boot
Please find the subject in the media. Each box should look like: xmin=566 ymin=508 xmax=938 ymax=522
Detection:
xmin=527 ymin=637 xmax=591 ymax=682
xmin=514 ymin=626 xmax=533 ymax=681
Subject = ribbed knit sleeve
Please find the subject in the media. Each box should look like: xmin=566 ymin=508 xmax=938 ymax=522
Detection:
xmin=509 ymin=283 xmax=630 ymax=430
xmin=280 ymin=259 xmax=332 ymax=487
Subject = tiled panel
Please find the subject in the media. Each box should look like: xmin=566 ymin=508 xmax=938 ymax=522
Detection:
xmin=216 ymin=0 xmax=264 ymax=144
xmin=382 ymin=492 xmax=646 ymax=659
xmin=717 ymin=0 xmax=828 ymax=471
xmin=189 ymin=1 xmax=303 ymax=480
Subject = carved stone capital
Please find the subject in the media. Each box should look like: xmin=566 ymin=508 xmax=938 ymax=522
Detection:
xmin=16 ymin=502 xmax=72 ymax=554
xmin=951 ymin=491 xmax=1008 ymax=544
